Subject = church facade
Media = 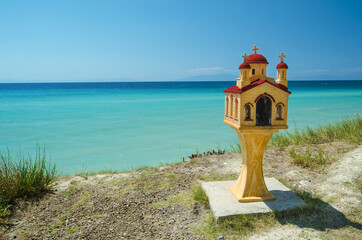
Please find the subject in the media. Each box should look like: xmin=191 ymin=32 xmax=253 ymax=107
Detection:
xmin=224 ymin=45 xmax=291 ymax=130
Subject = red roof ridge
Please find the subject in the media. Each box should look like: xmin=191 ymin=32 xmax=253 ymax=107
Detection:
xmin=223 ymin=85 xmax=242 ymax=94
xmin=224 ymin=79 xmax=291 ymax=94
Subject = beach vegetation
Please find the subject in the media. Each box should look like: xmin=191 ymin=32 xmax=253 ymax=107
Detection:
xmin=271 ymin=115 xmax=362 ymax=148
xmin=151 ymin=200 xmax=169 ymax=208
xmin=67 ymin=225 xmax=79 ymax=233
xmin=192 ymin=185 xmax=209 ymax=209
xmin=198 ymin=172 xmax=238 ymax=182
xmin=63 ymin=180 xmax=81 ymax=195
xmin=151 ymin=190 xmax=194 ymax=209
xmin=49 ymin=214 xmax=69 ymax=230
xmin=118 ymin=184 xmax=138 ymax=195
xmin=196 ymin=213 xmax=275 ymax=239
xmin=21 ymin=231 xmax=30 ymax=237
xmin=78 ymin=168 xmax=88 ymax=179
xmin=0 ymin=146 xmax=56 ymax=217
xmin=288 ymin=147 xmax=333 ymax=170
xmin=189 ymin=158 xmax=200 ymax=165
xmin=229 ymin=141 xmax=242 ymax=153
xmin=131 ymin=165 xmax=157 ymax=172
xmin=168 ymin=191 xmax=194 ymax=208
xmin=91 ymin=214 xmax=103 ymax=219
xmin=76 ymin=196 xmax=91 ymax=207
xmin=352 ymin=174 xmax=362 ymax=193
xmin=143 ymin=179 xmax=174 ymax=190
xmin=75 ymin=168 xmax=122 ymax=178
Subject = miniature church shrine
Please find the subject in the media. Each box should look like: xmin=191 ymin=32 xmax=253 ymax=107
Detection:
xmin=224 ymin=45 xmax=290 ymax=129
xmin=224 ymin=45 xmax=291 ymax=202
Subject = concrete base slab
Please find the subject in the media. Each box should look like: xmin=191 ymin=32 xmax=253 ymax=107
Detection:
xmin=202 ymin=178 xmax=305 ymax=222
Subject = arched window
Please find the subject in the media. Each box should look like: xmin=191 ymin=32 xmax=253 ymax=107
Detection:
xmin=235 ymin=99 xmax=238 ymax=119
xmin=225 ymin=97 xmax=229 ymax=116
xmin=230 ymin=95 xmax=233 ymax=117
xmin=252 ymin=69 xmax=255 ymax=75
xmin=245 ymin=105 xmax=251 ymax=120
xmin=262 ymin=69 xmax=264 ymax=75
xmin=282 ymin=71 xmax=285 ymax=79
xmin=276 ymin=104 xmax=282 ymax=119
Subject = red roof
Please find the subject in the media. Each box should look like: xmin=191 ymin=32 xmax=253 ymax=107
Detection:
xmin=238 ymin=62 xmax=251 ymax=69
xmin=224 ymin=79 xmax=291 ymax=94
xmin=276 ymin=62 xmax=288 ymax=69
xmin=223 ymin=85 xmax=241 ymax=93
xmin=246 ymin=54 xmax=269 ymax=64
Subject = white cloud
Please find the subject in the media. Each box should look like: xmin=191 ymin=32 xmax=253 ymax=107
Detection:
xmin=302 ymin=69 xmax=329 ymax=73
xmin=342 ymin=67 xmax=362 ymax=72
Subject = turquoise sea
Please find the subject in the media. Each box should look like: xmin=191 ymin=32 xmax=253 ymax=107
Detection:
xmin=1 ymin=81 xmax=361 ymax=174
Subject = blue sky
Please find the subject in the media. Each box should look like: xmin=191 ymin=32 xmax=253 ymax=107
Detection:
xmin=0 ymin=0 xmax=361 ymax=82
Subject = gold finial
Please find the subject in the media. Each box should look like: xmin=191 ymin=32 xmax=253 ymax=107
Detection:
xmin=278 ymin=53 xmax=286 ymax=63
xmin=251 ymin=45 xmax=259 ymax=54
xmin=241 ymin=53 xmax=248 ymax=63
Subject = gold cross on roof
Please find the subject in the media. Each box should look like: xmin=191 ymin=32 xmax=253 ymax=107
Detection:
xmin=241 ymin=53 xmax=248 ymax=62
xmin=251 ymin=45 xmax=259 ymax=54
xmin=278 ymin=53 xmax=286 ymax=62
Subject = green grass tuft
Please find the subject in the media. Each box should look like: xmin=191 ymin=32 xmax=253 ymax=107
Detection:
xmin=352 ymin=174 xmax=362 ymax=193
xmin=0 ymin=146 xmax=56 ymax=217
xmin=289 ymin=147 xmax=333 ymax=170
xmin=189 ymin=158 xmax=200 ymax=165
xmin=193 ymin=185 xmax=209 ymax=208
xmin=229 ymin=141 xmax=242 ymax=153
xmin=67 ymin=225 xmax=79 ymax=233
xmin=271 ymin=115 xmax=362 ymax=148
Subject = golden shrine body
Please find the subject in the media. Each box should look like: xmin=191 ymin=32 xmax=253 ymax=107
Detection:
xmin=224 ymin=45 xmax=291 ymax=202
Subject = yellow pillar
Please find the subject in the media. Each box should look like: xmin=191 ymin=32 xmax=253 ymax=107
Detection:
xmin=229 ymin=128 xmax=278 ymax=202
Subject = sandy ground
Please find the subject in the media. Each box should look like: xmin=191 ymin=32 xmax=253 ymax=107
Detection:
xmin=249 ymin=145 xmax=362 ymax=240
xmin=0 ymin=142 xmax=361 ymax=239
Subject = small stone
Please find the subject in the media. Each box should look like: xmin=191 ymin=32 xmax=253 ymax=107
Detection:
xmin=192 ymin=202 xmax=200 ymax=210
xmin=285 ymin=170 xmax=300 ymax=179
xmin=217 ymin=235 xmax=224 ymax=239
xmin=299 ymin=180 xmax=309 ymax=187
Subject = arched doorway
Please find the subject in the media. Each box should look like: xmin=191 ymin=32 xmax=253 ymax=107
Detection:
xmin=256 ymin=96 xmax=272 ymax=126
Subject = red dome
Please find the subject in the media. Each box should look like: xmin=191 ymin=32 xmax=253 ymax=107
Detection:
xmin=276 ymin=62 xmax=288 ymax=69
xmin=239 ymin=62 xmax=251 ymax=69
xmin=246 ymin=54 xmax=269 ymax=64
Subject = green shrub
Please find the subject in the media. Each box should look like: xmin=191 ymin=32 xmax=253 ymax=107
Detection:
xmin=0 ymin=146 xmax=56 ymax=217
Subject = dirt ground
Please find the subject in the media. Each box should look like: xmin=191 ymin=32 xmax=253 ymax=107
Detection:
xmin=0 ymin=141 xmax=361 ymax=240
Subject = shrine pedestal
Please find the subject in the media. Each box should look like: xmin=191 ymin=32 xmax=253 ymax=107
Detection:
xmin=229 ymin=128 xmax=278 ymax=202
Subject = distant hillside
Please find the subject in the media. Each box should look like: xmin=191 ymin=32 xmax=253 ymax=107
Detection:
xmin=175 ymin=74 xmax=238 ymax=82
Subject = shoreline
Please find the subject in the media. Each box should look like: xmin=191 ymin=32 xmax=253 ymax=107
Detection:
xmin=1 ymin=116 xmax=361 ymax=239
